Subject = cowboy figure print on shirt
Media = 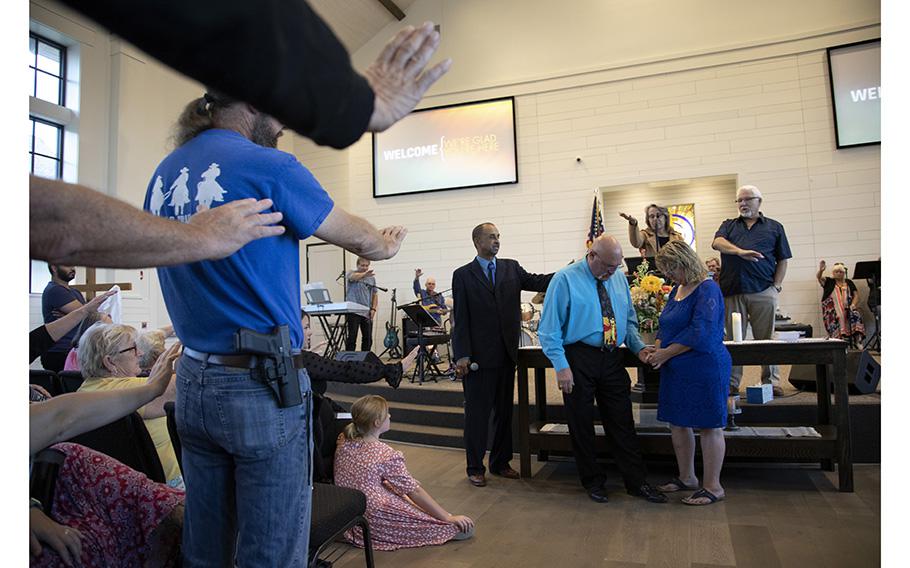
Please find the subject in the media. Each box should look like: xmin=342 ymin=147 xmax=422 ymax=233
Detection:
xmin=195 ymin=162 xmax=226 ymax=210
xmin=149 ymin=176 xmax=169 ymax=216
xmin=168 ymin=167 xmax=191 ymax=217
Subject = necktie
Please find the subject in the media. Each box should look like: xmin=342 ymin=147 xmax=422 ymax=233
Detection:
xmin=487 ymin=261 xmax=495 ymax=285
xmin=596 ymin=278 xmax=617 ymax=348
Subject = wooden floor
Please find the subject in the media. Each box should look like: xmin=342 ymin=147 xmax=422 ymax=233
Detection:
xmin=325 ymin=443 xmax=880 ymax=568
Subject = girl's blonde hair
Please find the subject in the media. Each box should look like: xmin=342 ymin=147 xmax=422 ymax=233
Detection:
xmin=342 ymin=395 xmax=390 ymax=440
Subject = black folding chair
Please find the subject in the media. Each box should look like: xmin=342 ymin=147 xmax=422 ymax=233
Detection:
xmin=30 ymin=447 xmax=66 ymax=515
xmin=163 ymin=401 xmax=183 ymax=473
xmin=310 ymin=483 xmax=375 ymax=568
xmin=67 ymin=412 xmax=166 ymax=483
xmin=57 ymin=371 xmax=85 ymax=393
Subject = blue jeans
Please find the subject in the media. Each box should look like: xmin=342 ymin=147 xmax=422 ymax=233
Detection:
xmin=175 ymin=354 xmax=313 ymax=567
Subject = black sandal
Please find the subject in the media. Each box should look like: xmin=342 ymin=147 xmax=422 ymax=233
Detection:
xmin=682 ymin=488 xmax=724 ymax=506
xmin=658 ymin=477 xmax=697 ymax=492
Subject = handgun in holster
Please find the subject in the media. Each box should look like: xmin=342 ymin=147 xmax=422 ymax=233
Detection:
xmin=234 ymin=325 xmax=302 ymax=408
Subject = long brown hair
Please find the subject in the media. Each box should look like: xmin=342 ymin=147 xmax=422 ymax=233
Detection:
xmin=172 ymin=90 xmax=238 ymax=147
xmin=342 ymin=395 xmax=389 ymax=440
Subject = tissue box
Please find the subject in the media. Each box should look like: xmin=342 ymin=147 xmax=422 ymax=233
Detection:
xmin=746 ymin=384 xmax=773 ymax=404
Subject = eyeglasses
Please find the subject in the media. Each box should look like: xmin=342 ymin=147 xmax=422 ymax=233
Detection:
xmin=117 ymin=344 xmax=138 ymax=356
xmin=734 ymin=197 xmax=759 ymax=204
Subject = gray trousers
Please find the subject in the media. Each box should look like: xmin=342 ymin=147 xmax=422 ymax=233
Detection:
xmin=724 ymin=286 xmax=780 ymax=389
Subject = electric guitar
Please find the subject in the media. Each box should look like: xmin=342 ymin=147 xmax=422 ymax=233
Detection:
xmin=383 ymin=288 xmax=400 ymax=350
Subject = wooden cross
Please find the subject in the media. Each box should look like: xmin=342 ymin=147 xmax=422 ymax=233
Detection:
xmin=71 ymin=267 xmax=133 ymax=300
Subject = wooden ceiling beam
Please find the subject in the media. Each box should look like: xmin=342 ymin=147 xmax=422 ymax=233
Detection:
xmin=376 ymin=0 xmax=406 ymax=21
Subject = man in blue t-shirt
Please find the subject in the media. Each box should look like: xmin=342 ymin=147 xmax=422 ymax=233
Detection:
xmin=712 ymin=184 xmax=792 ymax=397
xmin=144 ymin=90 xmax=407 ymax=567
xmin=40 ymin=264 xmax=86 ymax=372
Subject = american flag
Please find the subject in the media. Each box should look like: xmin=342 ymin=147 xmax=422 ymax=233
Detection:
xmin=585 ymin=190 xmax=604 ymax=249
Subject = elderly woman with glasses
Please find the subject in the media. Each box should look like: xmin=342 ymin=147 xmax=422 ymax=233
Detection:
xmin=77 ymin=323 xmax=183 ymax=489
xmin=619 ymin=204 xmax=684 ymax=258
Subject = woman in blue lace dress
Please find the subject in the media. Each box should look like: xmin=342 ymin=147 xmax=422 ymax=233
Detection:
xmin=645 ymin=241 xmax=730 ymax=506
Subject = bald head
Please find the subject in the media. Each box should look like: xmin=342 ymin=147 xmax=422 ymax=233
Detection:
xmin=587 ymin=235 xmax=624 ymax=280
xmin=426 ymin=277 xmax=436 ymax=293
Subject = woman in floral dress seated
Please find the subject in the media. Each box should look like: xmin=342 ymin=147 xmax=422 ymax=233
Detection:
xmin=816 ymin=260 xmax=866 ymax=346
xmin=30 ymin=345 xmax=184 ymax=567
xmin=334 ymin=395 xmax=474 ymax=550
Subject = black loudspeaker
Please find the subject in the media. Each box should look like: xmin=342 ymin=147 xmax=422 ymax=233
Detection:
xmin=787 ymin=349 xmax=880 ymax=395
xmin=335 ymin=351 xmax=382 ymax=365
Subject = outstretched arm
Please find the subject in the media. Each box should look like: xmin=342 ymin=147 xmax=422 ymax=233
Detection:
xmin=313 ymin=206 xmax=407 ymax=261
xmin=31 ymin=177 xmax=285 ymax=268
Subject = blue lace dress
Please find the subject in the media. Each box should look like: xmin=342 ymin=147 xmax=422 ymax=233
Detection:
xmin=656 ymin=280 xmax=731 ymax=428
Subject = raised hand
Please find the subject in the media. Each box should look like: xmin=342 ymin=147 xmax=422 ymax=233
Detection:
xmin=83 ymin=289 xmax=117 ymax=312
xmin=619 ymin=212 xmax=638 ymax=225
xmin=415 ymin=268 xmax=423 ymax=278
xmin=378 ymin=225 xmax=408 ymax=258
xmin=148 ymin=341 xmax=182 ymax=397
xmin=819 ymin=260 xmax=826 ymax=272
xmin=365 ymin=22 xmax=453 ymax=132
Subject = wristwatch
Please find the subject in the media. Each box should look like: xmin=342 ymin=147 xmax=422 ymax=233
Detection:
xmin=774 ymin=285 xmax=782 ymax=292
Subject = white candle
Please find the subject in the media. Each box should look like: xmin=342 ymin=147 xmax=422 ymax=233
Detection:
xmin=731 ymin=312 xmax=743 ymax=343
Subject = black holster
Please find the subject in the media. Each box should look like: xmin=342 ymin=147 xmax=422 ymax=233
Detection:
xmin=234 ymin=325 xmax=302 ymax=408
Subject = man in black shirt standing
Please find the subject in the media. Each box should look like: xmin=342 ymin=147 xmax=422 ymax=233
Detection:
xmin=712 ymin=185 xmax=792 ymax=397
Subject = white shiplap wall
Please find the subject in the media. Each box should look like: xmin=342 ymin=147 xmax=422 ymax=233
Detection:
xmin=295 ymin=49 xmax=880 ymax=345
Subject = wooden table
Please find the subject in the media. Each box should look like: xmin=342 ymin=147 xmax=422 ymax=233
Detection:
xmin=516 ymin=339 xmax=853 ymax=492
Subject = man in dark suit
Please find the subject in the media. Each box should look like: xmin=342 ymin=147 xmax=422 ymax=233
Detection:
xmin=452 ymin=223 xmax=552 ymax=487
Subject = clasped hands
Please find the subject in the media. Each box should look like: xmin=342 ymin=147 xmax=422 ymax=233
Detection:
xmin=638 ymin=346 xmax=673 ymax=369
xmin=555 ymin=348 xmax=670 ymax=395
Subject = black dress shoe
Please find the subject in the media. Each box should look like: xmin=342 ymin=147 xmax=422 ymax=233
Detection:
xmin=628 ymin=483 xmax=668 ymax=503
xmin=587 ymin=487 xmax=609 ymax=503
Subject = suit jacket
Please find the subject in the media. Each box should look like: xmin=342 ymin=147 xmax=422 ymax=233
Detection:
xmin=452 ymin=258 xmax=552 ymax=368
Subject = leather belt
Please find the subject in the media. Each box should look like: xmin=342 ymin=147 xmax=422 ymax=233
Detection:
xmin=183 ymin=347 xmax=261 ymax=369
xmin=183 ymin=347 xmax=308 ymax=369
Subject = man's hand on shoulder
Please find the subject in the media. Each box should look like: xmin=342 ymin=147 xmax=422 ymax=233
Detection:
xmin=365 ymin=22 xmax=452 ymax=132
xmin=189 ymin=198 xmax=285 ymax=259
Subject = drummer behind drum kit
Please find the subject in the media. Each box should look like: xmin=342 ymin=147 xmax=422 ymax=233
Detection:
xmin=519 ymin=301 xmax=541 ymax=347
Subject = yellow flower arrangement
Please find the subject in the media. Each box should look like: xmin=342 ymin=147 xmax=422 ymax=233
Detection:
xmin=640 ymin=274 xmax=663 ymax=294
xmin=629 ymin=259 xmax=670 ymax=334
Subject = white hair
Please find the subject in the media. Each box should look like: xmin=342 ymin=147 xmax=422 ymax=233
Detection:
xmin=137 ymin=330 xmax=167 ymax=371
xmin=737 ymin=184 xmax=763 ymax=199
xmin=78 ymin=323 xmax=137 ymax=378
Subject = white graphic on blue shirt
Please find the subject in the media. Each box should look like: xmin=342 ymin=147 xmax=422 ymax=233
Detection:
xmin=168 ymin=167 xmax=191 ymax=216
xmin=195 ymin=163 xmax=226 ymax=210
xmin=149 ymin=176 xmax=169 ymax=216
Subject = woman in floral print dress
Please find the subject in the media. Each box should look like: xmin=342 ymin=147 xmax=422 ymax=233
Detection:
xmin=334 ymin=395 xmax=474 ymax=551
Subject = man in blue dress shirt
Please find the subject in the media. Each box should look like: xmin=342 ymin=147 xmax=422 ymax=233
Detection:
xmin=537 ymin=235 xmax=666 ymax=504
